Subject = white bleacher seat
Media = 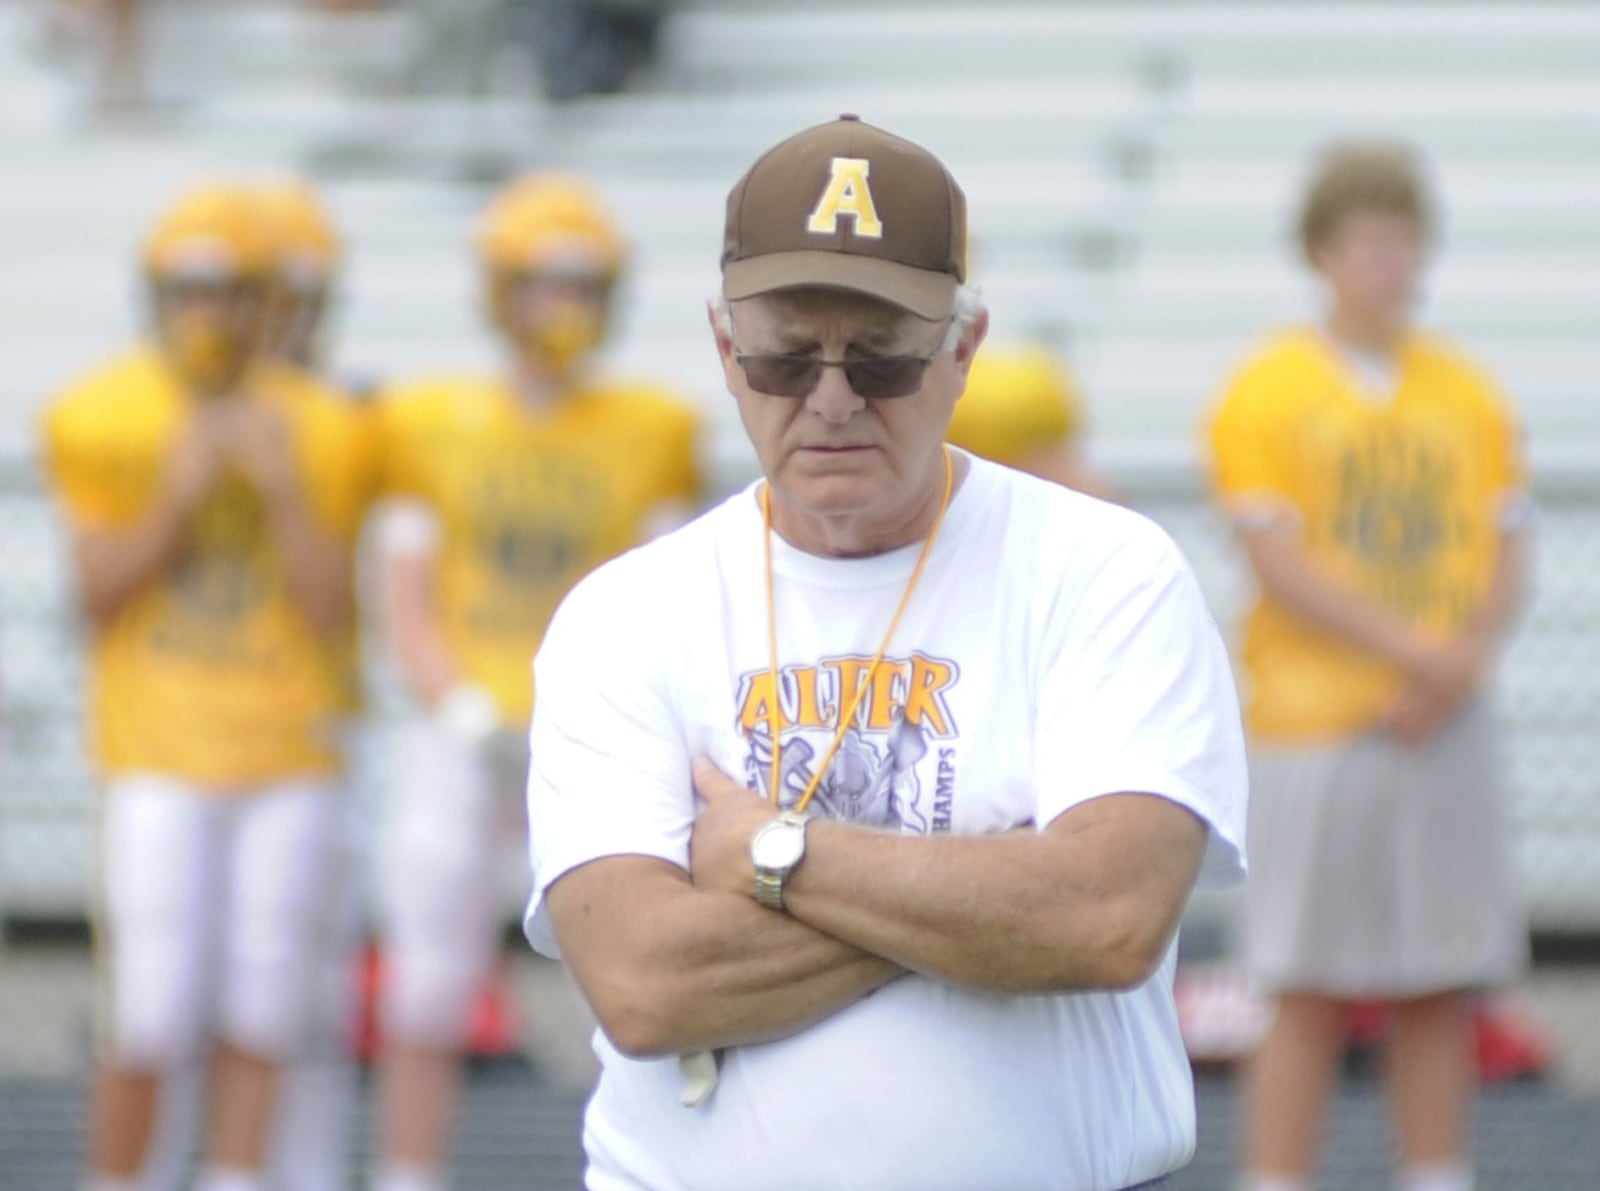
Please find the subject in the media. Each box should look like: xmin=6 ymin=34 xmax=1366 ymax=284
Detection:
xmin=0 ymin=0 xmax=1597 ymax=926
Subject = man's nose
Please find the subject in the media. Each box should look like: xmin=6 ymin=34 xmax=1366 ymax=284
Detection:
xmin=805 ymin=363 xmax=864 ymax=424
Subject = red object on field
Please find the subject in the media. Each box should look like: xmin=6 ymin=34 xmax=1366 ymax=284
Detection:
xmin=1344 ymin=998 xmax=1553 ymax=1082
xmin=352 ymin=942 xmax=521 ymax=1062
xmin=354 ymin=943 xmax=383 ymax=1061
xmin=466 ymin=960 xmax=521 ymax=1058
xmin=1472 ymin=999 xmax=1553 ymax=1082
xmin=1173 ymin=967 xmax=1553 ymax=1083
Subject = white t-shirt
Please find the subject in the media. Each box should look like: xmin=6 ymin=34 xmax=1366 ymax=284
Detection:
xmin=525 ymin=454 xmax=1248 ymax=1191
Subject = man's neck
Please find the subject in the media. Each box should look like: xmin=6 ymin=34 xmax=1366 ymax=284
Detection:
xmin=511 ymin=353 xmax=566 ymax=411
xmin=1324 ymin=305 xmax=1406 ymax=358
xmin=178 ymin=370 xmax=251 ymax=404
xmin=768 ymin=452 xmax=966 ymax=559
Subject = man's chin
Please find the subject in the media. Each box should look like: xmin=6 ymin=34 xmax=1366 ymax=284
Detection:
xmin=782 ymin=471 xmax=882 ymax=519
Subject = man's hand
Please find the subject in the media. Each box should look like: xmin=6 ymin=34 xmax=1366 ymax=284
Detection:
xmin=221 ymin=402 xmax=302 ymax=506
xmin=1381 ymin=633 xmax=1490 ymax=746
xmin=1379 ymin=680 xmax=1459 ymax=745
xmin=688 ymin=756 xmax=781 ymax=899
xmin=213 ymin=400 xmax=352 ymax=637
xmin=1411 ymin=634 xmax=1490 ymax=699
xmin=163 ymin=408 xmax=228 ymax=513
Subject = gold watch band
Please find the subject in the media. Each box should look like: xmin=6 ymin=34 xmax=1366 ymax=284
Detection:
xmin=754 ymin=871 xmax=786 ymax=910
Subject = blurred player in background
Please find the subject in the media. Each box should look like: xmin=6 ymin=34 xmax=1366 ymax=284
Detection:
xmin=145 ymin=177 xmax=368 ymax=1191
xmin=371 ymin=172 xmax=702 ymax=1191
xmin=946 ymin=340 xmax=1116 ymax=500
xmin=254 ymin=179 xmax=345 ymax=377
xmin=42 ymin=183 xmax=377 ymax=1191
xmin=251 ymin=176 xmax=367 ymax=1191
xmin=1206 ymin=142 xmax=1528 ymax=1191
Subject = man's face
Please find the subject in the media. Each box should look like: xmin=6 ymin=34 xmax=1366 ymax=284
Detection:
xmin=713 ymin=287 xmax=984 ymax=523
xmin=1312 ymin=211 xmax=1423 ymax=327
xmin=152 ymin=275 xmax=266 ymax=393
xmin=497 ymin=269 xmax=615 ymax=375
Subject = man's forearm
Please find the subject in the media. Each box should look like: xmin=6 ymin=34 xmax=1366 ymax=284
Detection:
xmin=779 ymin=794 xmax=1205 ymax=995
xmin=1246 ymin=531 xmax=1426 ymax=671
xmin=263 ymin=492 xmax=354 ymax=638
xmin=641 ymin=891 xmax=899 ymax=1054
xmin=74 ymin=498 xmax=192 ymax=627
xmin=551 ymin=859 xmax=900 ymax=1058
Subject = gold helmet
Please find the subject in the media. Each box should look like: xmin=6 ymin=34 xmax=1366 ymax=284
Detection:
xmin=477 ymin=174 xmax=626 ymax=376
xmin=476 ymin=173 xmax=626 ymax=278
xmin=142 ymin=183 xmax=273 ymax=280
xmin=142 ymin=184 xmax=271 ymax=392
xmin=254 ymin=179 xmax=341 ymax=288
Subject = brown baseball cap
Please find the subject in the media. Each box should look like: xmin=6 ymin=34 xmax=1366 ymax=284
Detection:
xmin=721 ymin=115 xmax=967 ymax=320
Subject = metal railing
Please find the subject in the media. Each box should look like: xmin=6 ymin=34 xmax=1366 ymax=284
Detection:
xmin=1 ymin=448 xmax=1597 ymax=928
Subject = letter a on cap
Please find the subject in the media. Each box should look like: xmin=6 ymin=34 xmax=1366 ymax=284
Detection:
xmin=806 ymin=157 xmax=884 ymax=239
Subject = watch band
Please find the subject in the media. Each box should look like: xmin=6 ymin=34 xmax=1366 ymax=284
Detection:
xmin=754 ymin=868 xmax=786 ymax=910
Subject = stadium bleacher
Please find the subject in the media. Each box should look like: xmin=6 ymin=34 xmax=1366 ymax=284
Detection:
xmin=0 ymin=0 xmax=1596 ymax=929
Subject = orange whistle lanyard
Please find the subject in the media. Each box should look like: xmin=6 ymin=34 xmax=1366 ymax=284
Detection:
xmin=760 ymin=446 xmax=954 ymax=814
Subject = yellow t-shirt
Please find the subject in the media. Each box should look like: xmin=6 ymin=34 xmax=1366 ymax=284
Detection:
xmin=40 ymin=347 xmax=379 ymax=786
xmin=377 ymin=375 xmax=701 ymax=725
xmin=1207 ymin=327 xmax=1526 ymax=742
xmin=946 ymin=343 xmax=1081 ymax=468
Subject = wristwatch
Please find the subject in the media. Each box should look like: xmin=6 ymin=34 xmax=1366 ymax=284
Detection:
xmin=750 ymin=811 xmax=809 ymax=910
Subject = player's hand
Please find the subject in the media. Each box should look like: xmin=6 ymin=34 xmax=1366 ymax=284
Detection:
xmin=1406 ymin=634 xmax=1489 ymax=703
xmin=1378 ymin=680 xmax=1458 ymax=746
xmin=1380 ymin=636 xmax=1485 ymax=746
xmin=163 ymin=407 xmax=228 ymax=512
xmin=688 ymin=756 xmax=780 ymax=899
xmin=222 ymin=402 xmax=301 ymax=505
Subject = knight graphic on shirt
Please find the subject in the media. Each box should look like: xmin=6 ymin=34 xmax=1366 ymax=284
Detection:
xmin=735 ymin=653 xmax=960 ymax=830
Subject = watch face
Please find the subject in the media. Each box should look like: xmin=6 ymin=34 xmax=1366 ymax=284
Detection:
xmin=752 ymin=820 xmax=804 ymax=870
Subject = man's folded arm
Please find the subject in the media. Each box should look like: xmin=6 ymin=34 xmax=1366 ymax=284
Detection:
xmin=780 ymin=790 xmax=1208 ymax=993
xmin=544 ymin=853 xmax=901 ymax=1059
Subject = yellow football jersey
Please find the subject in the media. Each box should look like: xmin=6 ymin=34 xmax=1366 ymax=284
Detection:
xmin=41 ymin=346 xmax=378 ymax=786
xmin=1207 ymin=326 xmax=1526 ymax=742
xmin=377 ymin=375 xmax=701 ymax=725
xmin=947 ymin=343 xmax=1081 ymax=468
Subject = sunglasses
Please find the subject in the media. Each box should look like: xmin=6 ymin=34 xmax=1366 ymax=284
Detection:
xmin=733 ymin=349 xmax=940 ymax=399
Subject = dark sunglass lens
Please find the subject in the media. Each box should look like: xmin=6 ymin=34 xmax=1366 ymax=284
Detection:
xmin=744 ymin=354 xmax=819 ymax=397
xmin=847 ymin=356 xmax=926 ymax=398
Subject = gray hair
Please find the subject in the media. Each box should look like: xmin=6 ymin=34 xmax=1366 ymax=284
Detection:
xmin=710 ymin=283 xmax=984 ymax=351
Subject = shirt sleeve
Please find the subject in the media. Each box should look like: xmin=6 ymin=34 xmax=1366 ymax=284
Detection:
xmin=311 ymin=397 xmax=382 ymax=542
xmin=373 ymin=390 xmax=425 ymax=502
xmin=1206 ymin=362 xmax=1299 ymax=523
xmin=1033 ymin=518 xmax=1249 ymax=892
xmin=522 ymin=561 xmax=694 ymax=958
xmin=38 ymin=397 xmax=131 ymax=531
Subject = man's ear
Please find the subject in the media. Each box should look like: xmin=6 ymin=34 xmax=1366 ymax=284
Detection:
xmin=954 ymin=308 xmax=989 ymax=374
xmin=707 ymin=300 xmax=735 ymax=365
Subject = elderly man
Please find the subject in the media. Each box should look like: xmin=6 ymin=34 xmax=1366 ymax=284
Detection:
xmin=524 ymin=115 xmax=1248 ymax=1191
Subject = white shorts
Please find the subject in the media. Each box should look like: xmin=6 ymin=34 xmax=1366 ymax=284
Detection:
xmin=1243 ymin=700 xmax=1528 ymax=998
xmin=378 ymin=718 xmax=529 ymax=1045
xmin=93 ymin=773 xmax=339 ymax=1067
